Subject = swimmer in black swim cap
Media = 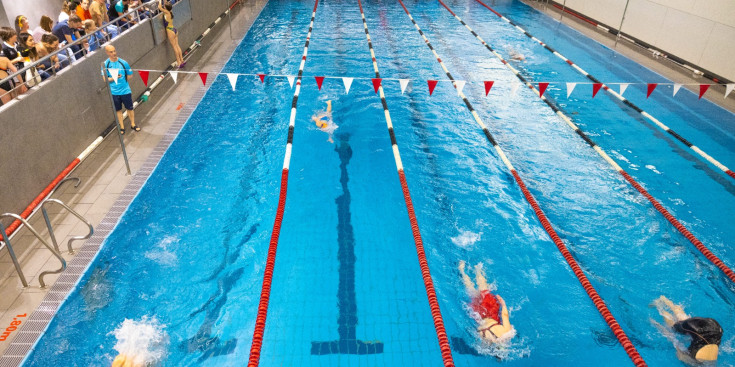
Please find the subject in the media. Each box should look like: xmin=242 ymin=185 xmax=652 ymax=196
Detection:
xmin=653 ymin=295 xmax=722 ymax=364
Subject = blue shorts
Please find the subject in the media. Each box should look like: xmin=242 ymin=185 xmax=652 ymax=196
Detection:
xmin=112 ymin=93 xmax=134 ymax=111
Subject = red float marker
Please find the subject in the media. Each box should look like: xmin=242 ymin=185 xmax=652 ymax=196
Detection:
xmin=427 ymin=80 xmax=438 ymax=96
xmin=699 ymin=84 xmax=710 ymax=99
xmin=484 ymin=80 xmax=494 ymax=96
xmin=138 ymin=70 xmax=149 ymax=86
xmin=198 ymin=73 xmax=208 ymax=86
xmin=257 ymin=73 xmax=265 ymax=83
xmin=372 ymin=78 xmax=382 ymax=93
xmin=538 ymin=82 xmax=549 ymax=97
xmin=315 ymin=76 xmax=325 ymax=90
xmin=647 ymin=83 xmax=657 ymax=98
xmin=592 ymin=83 xmax=602 ymax=97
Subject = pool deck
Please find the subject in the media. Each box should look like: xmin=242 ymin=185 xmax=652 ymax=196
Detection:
xmin=0 ymin=0 xmax=265 ymax=358
xmin=0 ymin=0 xmax=734 ymax=360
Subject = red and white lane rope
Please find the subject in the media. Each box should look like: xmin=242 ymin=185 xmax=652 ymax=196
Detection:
xmin=247 ymin=1 xmax=319 ymax=366
xmin=438 ymin=0 xmax=735 ymax=286
xmin=474 ymin=0 xmax=735 ymax=181
xmin=357 ymin=0 xmax=454 ymax=365
xmin=397 ymin=1 xmax=647 ymax=365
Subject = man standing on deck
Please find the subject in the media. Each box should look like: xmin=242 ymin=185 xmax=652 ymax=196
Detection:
xmin=102 ymin=45 xmax=140 ymax=134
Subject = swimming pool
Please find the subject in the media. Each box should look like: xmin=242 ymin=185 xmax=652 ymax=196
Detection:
xmin=17 ymin=0 xmax=735 ymax=365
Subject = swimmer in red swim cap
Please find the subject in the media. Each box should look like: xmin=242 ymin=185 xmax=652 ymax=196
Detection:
xmin=459 ymin=260 xmax=513 ymax=343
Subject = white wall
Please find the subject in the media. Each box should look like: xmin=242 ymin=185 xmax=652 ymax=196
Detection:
xmin=560 ymin=0 xmax=735 ymax=82
xmin=0 ymin=0 xmax=63 ymax=30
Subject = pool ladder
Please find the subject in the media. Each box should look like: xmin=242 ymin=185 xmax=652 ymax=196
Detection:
xmin=0 ymin=177 xmax=94 ymax=288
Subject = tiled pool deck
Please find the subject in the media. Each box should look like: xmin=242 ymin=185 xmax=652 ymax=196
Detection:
xmin=0 ymin=0 xmax=732 ymax=363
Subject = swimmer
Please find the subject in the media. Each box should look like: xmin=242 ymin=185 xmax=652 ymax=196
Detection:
xmin=459 ymin=260 xmax=513 ymax=343
xmin=653 ymin=295 xmax=722 ymax=365
xmin=311 ymin=100 xmax=338 ymax=143
xmin=111 ymin=354 xmax=144 ymax=367
xmin=507 ymin=47 xmax=525 ymax=62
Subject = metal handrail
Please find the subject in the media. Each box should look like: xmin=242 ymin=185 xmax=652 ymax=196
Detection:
xmin=41 ymin=199 xmax=94 ymax=255
xmin=0 ymin=213 xmax=66 ymax=289
xmin=0 ymin=1 xmax=160 ymax=89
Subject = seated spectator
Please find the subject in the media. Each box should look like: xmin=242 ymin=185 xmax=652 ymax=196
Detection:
xmin=14 ymin=15 xmax=31 ymax=36
xmin=76 ymin=0 xmax=93 ymax=21
xmin=52 ymin=14 xmax=87 ymax=60
xmin=1 ymin=27 xmax=24 ymax=76
xmin=0 ymin=56 xmax=24 ymax=104
xmin=36 ymin=34 xmax=67 ymax=71
xmin=90 ymin=0 xmax=120 ymax=39
xmin=109 ymin=0 xmax=138 ymax=30
xmin=32 ymin=16 xmax=54 ymax=43
xmin=18 ymin=33 xmax=50 ymax=82
xmin=83 ymin=20 xmax=105 ymax=52
xmin=59 ymin=1 xmax=72 ymax=22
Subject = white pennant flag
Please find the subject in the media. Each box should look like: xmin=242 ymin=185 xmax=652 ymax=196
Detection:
xmin=673 ymin=83 xmax=683 ymax=96
xmin=170 ymin=71 xmax=178 ymax=84
xmin=725 ymin=84 xmax=735 ymax=99
xmin=287 ymin=76 xmax=295 ymax=88
xmin=226 ymin=73 xmax=238 ymax=91
xmin=109 ymin=68 xmax=119 ymax=84
xmin=510 ymin=81 xmax=520 ymax=97
xmin=343 ymin=77 xmax=353 ymax=94
xmin=619 ymin=83 xmax=629 ymax=96
xmin=399 ymin=79 xmax=409 ymax=94
xmin=566 ymin=82 xmax=576 ymax=98
xmin=454 ymin=80 xmax=466 ymax=95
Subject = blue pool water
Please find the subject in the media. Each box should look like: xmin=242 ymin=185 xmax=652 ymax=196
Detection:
xmin=22 ymin=0 xmax=735 ymax=366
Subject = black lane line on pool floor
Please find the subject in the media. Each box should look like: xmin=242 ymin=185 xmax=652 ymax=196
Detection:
xmin=473 ymin=0 xmax=735 ymax=182
xmin=311 ymin=134 xmax=384 ymax=355
xmin=437 ymin=0 xmax=735 ymax=286
xmin=396 ymin=1 xmax=647 ymax=366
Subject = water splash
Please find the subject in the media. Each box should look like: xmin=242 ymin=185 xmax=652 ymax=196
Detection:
xmin=110 ymin=317 xmax=169 ymax=366
xmin=144 ymin=235 xmax=179 ymax=267
xmin=451 ymin=230 xmax=482 ymax=249
xmin=474 ymin=329 xmax=531 ymax=360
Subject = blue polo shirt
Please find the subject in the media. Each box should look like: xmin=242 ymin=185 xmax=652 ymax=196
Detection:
xmin=102 ymin=58 xmax=133 ymax=95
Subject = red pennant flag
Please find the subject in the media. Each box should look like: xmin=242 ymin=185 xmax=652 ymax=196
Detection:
xmin=647 ymin=83 xmax=657 ymax=98
xmin=592 ymin=83 xmax=602 ymax=98
xmin=538 ymin=82 xmax=549 ymax=97
xmin=428 ymin=80 xmax=438 ymax=96
xmin=698 ymin=84 xmax=710 ymax=99
xmin=138 ymin=70 xmax=149 ymax=86
xmin=315 ymin=76 xmax=325 ymax=90
xmin=372 ymin=78 xmax=382 ymax=93
xmin=199 ymin=73 xmax=208 ymax=86
xmin=258 ymin=74 xmax=265 ymax=83
xmin=484 ymin=81 xmax=494 ymax=96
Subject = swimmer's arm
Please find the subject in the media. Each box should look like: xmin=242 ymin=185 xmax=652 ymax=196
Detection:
xmin=326 ymin=100 xmax=332 ymax=113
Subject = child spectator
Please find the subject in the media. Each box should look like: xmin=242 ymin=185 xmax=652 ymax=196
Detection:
xmin=59 ymin=1 xmax=72 ymax=22
xmin=83 ymin=20 xmax=105 ymax=52
xmin=14 ymin=16 xmax=31 ymax=36
xmin=0 ymin=56 xmax=24 ymax=104
xmin=32 ymin=16 xmax=54 ymax=43
xmin=18 ymin=33 xmax=50 ymax=82
xmin=1 ymin=27 xmax=24 ymax=75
